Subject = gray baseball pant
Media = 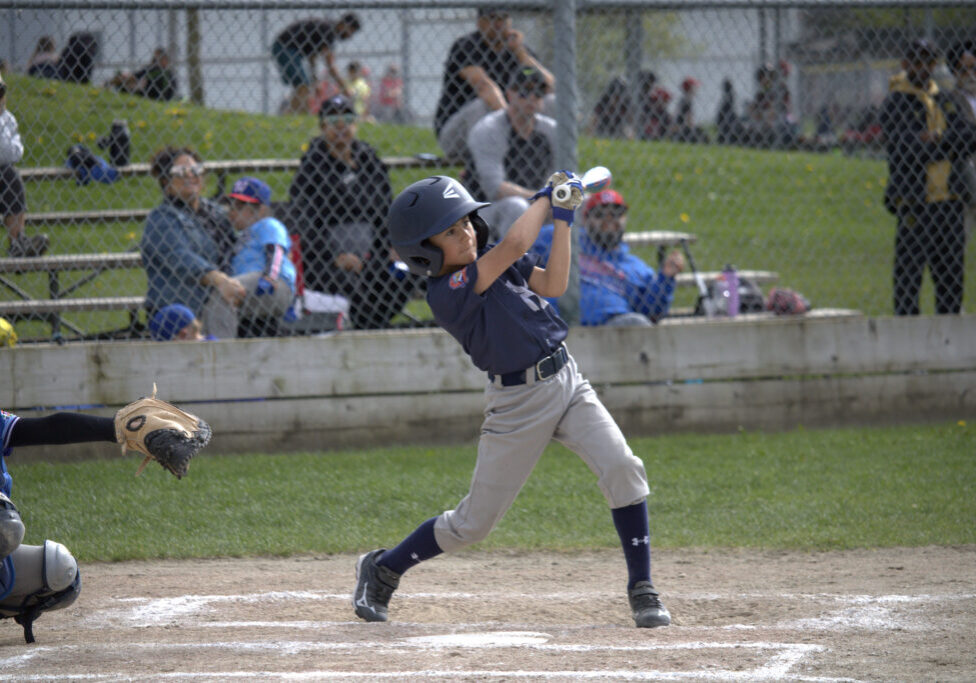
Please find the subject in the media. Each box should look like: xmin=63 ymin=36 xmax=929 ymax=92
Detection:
xmin=433 ymin=352 xmax=649 ymax=553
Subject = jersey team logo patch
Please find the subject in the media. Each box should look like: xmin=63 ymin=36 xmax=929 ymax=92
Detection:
xmin=449 ymin=267 xmax=469 ymax=289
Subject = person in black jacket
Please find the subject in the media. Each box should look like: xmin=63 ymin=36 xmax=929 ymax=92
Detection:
xmin=288 ymin=95 xmax=416 ymax=328
xmin=880 ymin=38 xmax=976 ymax=315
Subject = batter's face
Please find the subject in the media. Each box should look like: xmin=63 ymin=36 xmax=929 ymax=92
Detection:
xmin=430 ymin=215 xmax=477 ymax=274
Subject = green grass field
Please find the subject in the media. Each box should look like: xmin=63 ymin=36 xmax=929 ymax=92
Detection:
xmin=11 ymin=421 xmax=974 ymax=562
xmin=6 ymin=71 xmax=975 ymax=340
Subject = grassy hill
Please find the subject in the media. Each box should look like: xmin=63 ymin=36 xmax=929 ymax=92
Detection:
xmin=4 ymin=72 xmax=974 ymax=339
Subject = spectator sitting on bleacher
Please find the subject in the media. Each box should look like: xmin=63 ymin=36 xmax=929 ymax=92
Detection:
xmin=225 ymin=176 xmax=297 ymax=338
xmin=54 ymin=32 xmax=98 ymax=84
xmin=106 ymin=47 xmax=178 ymax=101
xmin=288 ymin=95 xmax=416 ymax=329
xmin=529 ymin=189 xmax=685 ymax=326
xmin=26 ymin=36 xmax=59 ymax=79
xmin=1 ymin=74 xmax=49 ymax=257
xmin=149 ymin=303 xmax=211 ymax=341
xmin=433 ymin=6 xmax=554 ymax=162
xmin=465 ymin=66 xmax=557 ymax=240
xmin=141 ymin=146 xmax=246 ymax=339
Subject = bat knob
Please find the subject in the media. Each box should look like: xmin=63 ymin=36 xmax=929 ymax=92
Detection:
xmin=553 ymin=184 xmax=572 ymax=203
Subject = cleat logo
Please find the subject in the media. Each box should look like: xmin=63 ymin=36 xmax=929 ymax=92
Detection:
xmin=355 ymin=584 xmax=370 ymax=610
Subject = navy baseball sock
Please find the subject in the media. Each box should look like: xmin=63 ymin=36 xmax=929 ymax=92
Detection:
xmin=378 ymin=517 xmax=443 ymax=576
xmin=611 ymin=500 xmax=652 ymax=589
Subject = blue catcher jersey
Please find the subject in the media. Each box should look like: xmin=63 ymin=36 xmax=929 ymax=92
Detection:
xmin=1 ymin=409 xmax=18 ymax=497
xmin=1 ymin=409 xmax=20 ymax=600
xmin=426 ymin=249 xmax=568 ymax=375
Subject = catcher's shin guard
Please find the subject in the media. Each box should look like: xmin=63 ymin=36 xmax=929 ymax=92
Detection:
xmin=0 ymin=492 xmax=25 ymax=558
xmin=0 ymin=541 xmax=81 ymax=643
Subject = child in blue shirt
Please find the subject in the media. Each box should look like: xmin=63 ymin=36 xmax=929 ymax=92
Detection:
xmin=226 ymin=177 xmax=297 ymax=337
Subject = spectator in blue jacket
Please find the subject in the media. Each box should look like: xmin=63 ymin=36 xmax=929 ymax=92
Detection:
xmin=140 ymin=146 xmax=245 ymax=338
xmin=530 ymin=189 xmax=685 ymax=326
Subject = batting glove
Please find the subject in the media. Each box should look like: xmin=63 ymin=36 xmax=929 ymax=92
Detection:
xmin=550 ymin=172 xmax=584 ymax=224
xmin=530 ymin=170 xmax=574 ymax=203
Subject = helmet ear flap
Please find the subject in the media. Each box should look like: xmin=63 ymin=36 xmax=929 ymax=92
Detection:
xmin=471 ymin=213 xmax=490 ymax=250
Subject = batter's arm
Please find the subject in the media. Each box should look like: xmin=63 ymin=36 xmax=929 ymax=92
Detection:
xmin=474 ymin=198 xmax=550 ymax=294
xmin=528 ymin=217 xmax=570 ymax=298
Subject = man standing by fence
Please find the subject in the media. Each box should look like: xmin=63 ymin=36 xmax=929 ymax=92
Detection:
xmin=881 ymin=38 xmax=975 ymax=315
xmin=272 ymin=13 xmax=361 ymax=115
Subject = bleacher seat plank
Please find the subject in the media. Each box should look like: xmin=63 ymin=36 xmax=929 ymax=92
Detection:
xmin=20 ymin=154 xmax=449 ymax=183
xmin=0 ymin=253 xmax=142 ymax=273
xmin=675 ymin=270 xmax=778 ymax=287
xmin=622 ymin=230 xmax=697 ymax=247
xmin=0 ymin=296 xmax=144 ymax=315
xmin=25 ymin=209 xmax=151 ymax=226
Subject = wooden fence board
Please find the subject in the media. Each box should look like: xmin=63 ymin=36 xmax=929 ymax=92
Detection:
xmin=3 ymin=315 xmax=975 ymax=460
xmin=3 ymin=315 xmax=975 ymax=410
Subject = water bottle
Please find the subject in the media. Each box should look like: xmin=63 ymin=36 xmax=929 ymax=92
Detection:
xmin=723 ymin=264 xmax=739 ymax=317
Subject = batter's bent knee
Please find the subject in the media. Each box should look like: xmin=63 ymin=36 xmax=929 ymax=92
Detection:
xmin=600 ymin=452 xmax=650 ymax=509
xmin=434 ymin=508 xmax=498 ymax=553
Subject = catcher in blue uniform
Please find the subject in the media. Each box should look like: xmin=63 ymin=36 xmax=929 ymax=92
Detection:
xmin=1 ymin=388 xmax=210 ymax=643
xmin=352 ymin=172 xmax=671 ymax=629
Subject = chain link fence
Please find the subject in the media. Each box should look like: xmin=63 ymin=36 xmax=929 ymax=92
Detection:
xmin=0 ymin=1 xmax=973 ymax=342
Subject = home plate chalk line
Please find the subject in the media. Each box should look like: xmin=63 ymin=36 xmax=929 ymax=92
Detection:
xmin=2 ymin=587 xmax=969 ymax=681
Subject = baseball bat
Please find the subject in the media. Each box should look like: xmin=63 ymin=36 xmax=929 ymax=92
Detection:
xmin=553 ymin=184 xmax=573 ymax=203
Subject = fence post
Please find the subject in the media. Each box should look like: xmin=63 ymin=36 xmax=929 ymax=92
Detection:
xmin=552 ymin=0 xmax=579 ymax=325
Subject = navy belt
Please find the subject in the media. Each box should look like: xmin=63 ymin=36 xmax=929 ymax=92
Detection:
xmin=489 ymin=344 xmax=568 ymax=388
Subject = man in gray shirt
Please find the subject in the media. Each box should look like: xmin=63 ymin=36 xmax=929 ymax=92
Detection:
xmin=466 ymin=67 xmax=558 ymax=238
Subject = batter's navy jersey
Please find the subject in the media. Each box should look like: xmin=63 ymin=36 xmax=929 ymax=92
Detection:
xmin=427 ymin=249 xmax=568 ymax=376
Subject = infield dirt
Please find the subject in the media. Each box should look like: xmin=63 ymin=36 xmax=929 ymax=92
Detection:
xmin=2 ymin=546 xmax=974 ymax=681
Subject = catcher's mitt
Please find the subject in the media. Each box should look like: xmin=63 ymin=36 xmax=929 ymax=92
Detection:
xmin=114 ymin=384 xmax=212 ymax=478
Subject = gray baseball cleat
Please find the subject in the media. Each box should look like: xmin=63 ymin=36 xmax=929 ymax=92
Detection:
xmin=353 ymin=549 xmax=401 ymax=622
xmin=628 ymin=581 xmax=671 ymax=628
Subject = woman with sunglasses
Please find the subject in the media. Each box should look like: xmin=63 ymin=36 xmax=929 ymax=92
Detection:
xmin=141 ymin=146 xmax=245 ymax=338
xmin=288 ymin=95 xmax=416 ymax=329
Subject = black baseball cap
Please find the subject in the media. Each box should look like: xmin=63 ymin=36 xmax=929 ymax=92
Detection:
xmin=508 ymin=66 xmax=547 ymax=95
xmin=478 ymin=6 xmax=511 ymax=19
xmin=318 ymin=95 xmax=355 ymax=119
xmin=905 ymin=38 xmax=940 ymax=63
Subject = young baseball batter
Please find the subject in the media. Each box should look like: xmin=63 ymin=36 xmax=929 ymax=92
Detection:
xmin=352 ymin=172 xmax=671 ymax=628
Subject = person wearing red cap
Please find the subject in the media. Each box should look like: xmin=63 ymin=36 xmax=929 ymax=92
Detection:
xmin=529 ymin=189 xmax=685 ymax=326
xmin=673 ymin=77 xmax=708 ymax=143
xmin=226 ymin=176 xmax=298 ymax=338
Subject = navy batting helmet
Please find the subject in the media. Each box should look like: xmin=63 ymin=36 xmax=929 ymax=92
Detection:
xmin=388 ymin=176 xmax=490 ymax=276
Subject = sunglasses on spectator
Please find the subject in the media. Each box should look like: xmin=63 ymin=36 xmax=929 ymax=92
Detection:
xmin=515 ymin=86 xmax=546 ymax=98
xmin=170 ymin=163 xmax=205 ymax=178
xmin=590 ymin=207 xmax=627 ymax=219
xmin=322 ymin=113 xmax=357 ymax=125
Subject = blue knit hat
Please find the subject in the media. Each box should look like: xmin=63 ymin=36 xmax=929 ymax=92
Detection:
xmin=149 ymin=304 xmax=196 ymax=341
